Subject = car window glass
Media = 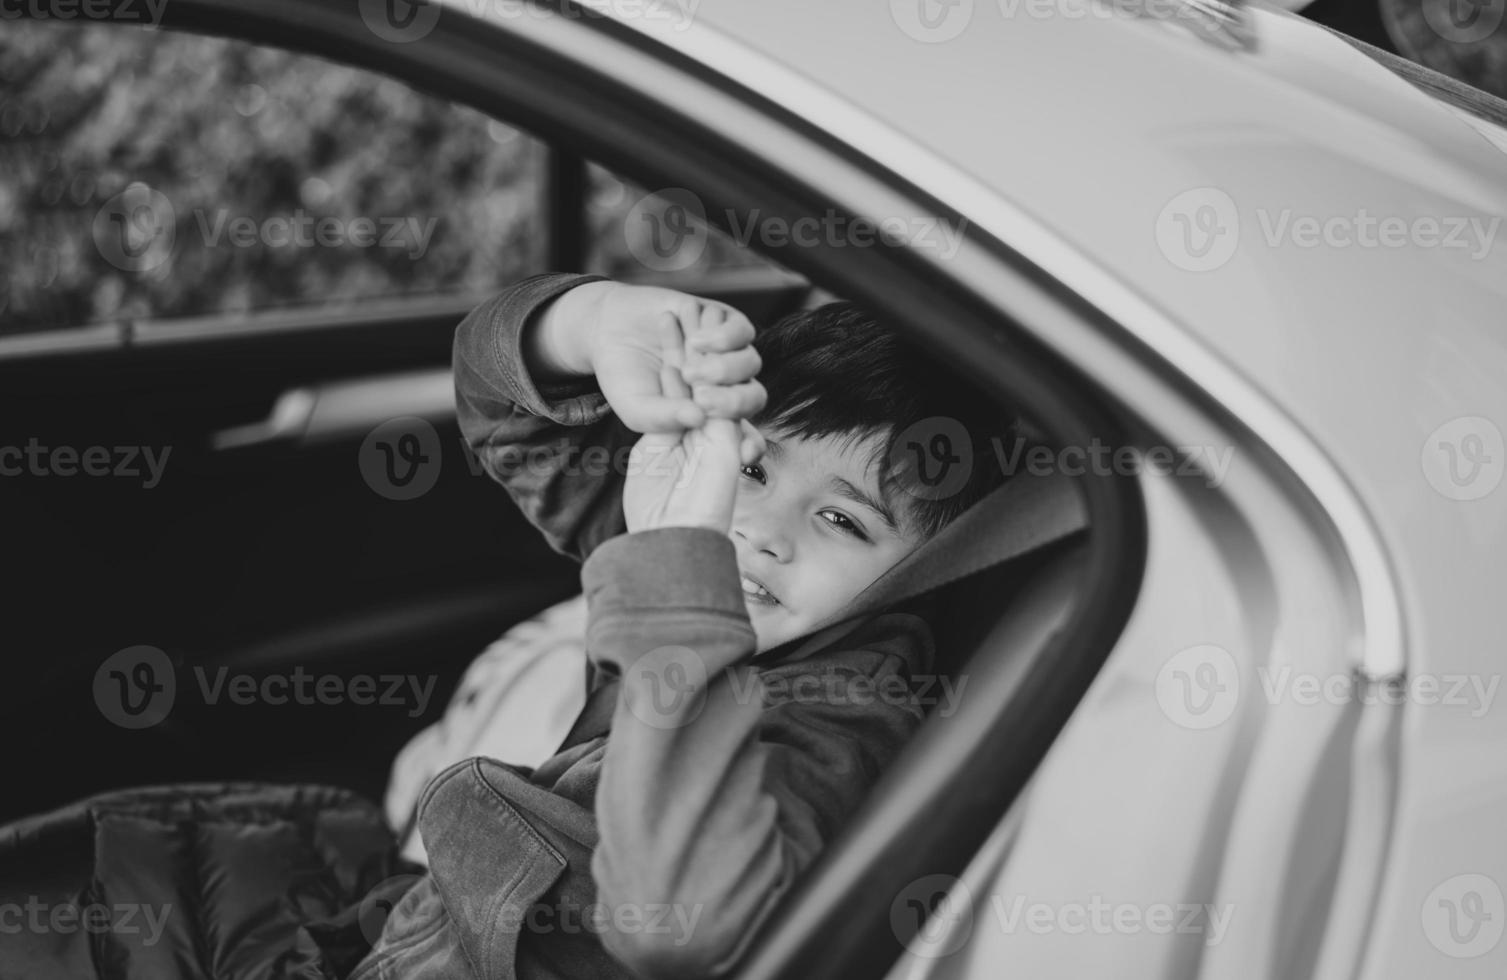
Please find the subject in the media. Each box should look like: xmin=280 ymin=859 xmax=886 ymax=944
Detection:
xmin=0 ymin=20 xmax=546 ymax=336
xmin=584 ymin=164 xmax=794 ymax=281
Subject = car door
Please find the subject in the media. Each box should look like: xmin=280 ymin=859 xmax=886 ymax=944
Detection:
xmin=0 ymin=17 xmax=809 ymax=821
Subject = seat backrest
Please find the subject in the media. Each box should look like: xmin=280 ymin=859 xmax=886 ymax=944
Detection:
xmin=731 ymin=535 xmax=1094 ymax=980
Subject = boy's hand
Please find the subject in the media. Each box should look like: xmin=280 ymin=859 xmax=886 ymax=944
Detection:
xmin=593 ymin=287 xmax=765 ymax=437
xmin=532 ymin=281 xmax=764 ymax=438
xmin=623 ymin=319 xmax=767 ymax=536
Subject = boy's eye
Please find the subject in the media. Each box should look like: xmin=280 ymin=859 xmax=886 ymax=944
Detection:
xmin=740 ymin=464 xmax=766 ymax=484
xmin=820 ymin=510 xmax=869 ymax=541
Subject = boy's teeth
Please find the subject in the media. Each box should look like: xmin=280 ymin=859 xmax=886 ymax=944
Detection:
xmin=740 ymin=576 xmax=772 ymax=599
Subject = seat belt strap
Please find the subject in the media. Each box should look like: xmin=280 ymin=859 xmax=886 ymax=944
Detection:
xmin=557 ymin=469 xmax=1089 ymax=750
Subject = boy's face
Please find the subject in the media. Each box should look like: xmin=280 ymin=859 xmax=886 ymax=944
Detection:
xmin=731 ymin=427 xmax=926 ymax=652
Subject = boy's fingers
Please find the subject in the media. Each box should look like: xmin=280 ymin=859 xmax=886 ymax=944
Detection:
xmin=698 ymin=303 xmax=725 ymax=340
xmin=659 ymin=359 xmax=691 ymax=400
xmin=680 ymin=345 xmax=761 ymax=386
xmin=738 ymin=419 xmax=766 ymax=466
xmin=657 ymin=311 xmax=687 ymax=370
xmin=691 ymin=380 xmax=767 ymax=419
xmin=653 ymin=334 xmax=706 ymax=429
xmin=618 ymin=393 xmax=703 ymax=433
xmin=687 ymin=306 xmax=756 ymax=354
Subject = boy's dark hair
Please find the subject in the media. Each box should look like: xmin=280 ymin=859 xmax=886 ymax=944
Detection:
xmin=751 ymin=301 xmax=1015 ymax=539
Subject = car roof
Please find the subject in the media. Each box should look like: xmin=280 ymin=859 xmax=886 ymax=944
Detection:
xmin=608 ymin=0 xmax=1507 ymax=674
xmin=665 ymin=1 xmax=1507 ymax=359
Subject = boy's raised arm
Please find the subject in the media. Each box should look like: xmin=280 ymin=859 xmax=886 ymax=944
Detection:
xmin=453 ymin=272 xmax=629 ymax=561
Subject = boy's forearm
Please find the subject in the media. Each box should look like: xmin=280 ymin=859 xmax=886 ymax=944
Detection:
xmin=521 ymin=279 xmax=614 ymax=382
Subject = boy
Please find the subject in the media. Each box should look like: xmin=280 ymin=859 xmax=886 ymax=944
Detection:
xmin=357 ymin=274 xmax=1008 ymax=980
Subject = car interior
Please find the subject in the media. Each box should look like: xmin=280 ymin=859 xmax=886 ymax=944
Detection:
xmin=0 ymin=9 xmax=1146 ymax=979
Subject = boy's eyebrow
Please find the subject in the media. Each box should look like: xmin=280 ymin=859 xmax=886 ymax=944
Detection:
xmin=831 ymin=476 xmax=901 ymax=536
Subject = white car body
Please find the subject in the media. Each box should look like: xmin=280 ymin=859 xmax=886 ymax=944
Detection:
xmin=591 ymin=1 xmax=1507 ymax=977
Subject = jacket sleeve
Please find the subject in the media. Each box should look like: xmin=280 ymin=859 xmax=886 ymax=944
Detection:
xmin=580 ymin=526 xmax=931 ymax=979
xmin=453 ymin=272 xmax=635 ymax=561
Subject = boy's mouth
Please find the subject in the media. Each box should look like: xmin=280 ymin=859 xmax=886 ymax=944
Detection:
xmin=739 ymin=572 xmax=781 ymax=606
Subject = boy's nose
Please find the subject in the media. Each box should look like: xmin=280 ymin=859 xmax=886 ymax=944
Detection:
xmin=732 ymin=524 xmax=790 ymax=564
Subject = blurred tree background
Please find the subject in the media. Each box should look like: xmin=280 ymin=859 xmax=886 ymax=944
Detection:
xmin=0 ymin=19 xmax=769 ymax=337
xmin=1306 ymin=0 xmax=1507 ymax=98
xmin=6 ymin=4 xmax=1496 ymax=340
xmin=0 ymin=19 xmax=551 ymax=333
xmin=1381 ymin=0 xmax=1507 ymax=99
